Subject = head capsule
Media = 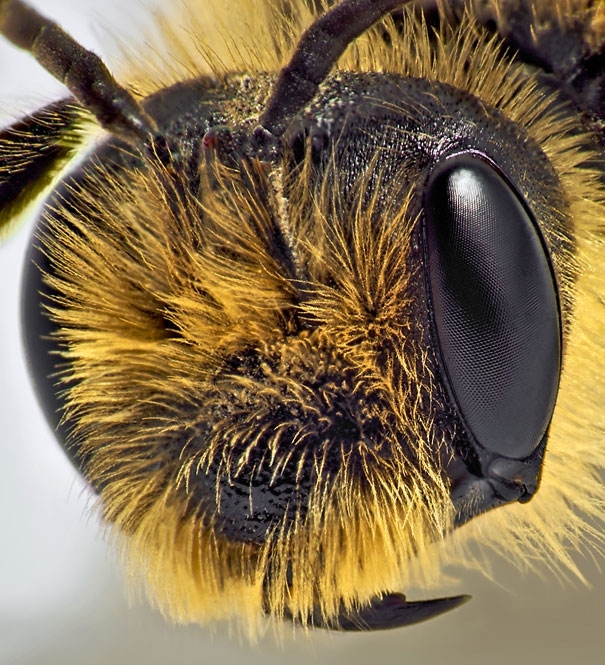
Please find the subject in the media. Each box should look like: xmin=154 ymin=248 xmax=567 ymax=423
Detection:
xmin=5 ymin=0 xmax=599 ymax=636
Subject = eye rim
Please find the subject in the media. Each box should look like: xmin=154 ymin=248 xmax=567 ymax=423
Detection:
xmin=422 ymin=150 xmax=563 ymax=462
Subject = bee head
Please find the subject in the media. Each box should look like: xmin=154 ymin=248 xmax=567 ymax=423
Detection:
xmin=5 ymin=0 xmax=604 ymax=637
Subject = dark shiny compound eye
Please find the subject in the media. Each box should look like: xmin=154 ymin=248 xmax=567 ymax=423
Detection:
xmin=423 ymin=154 xmax=561 ymax=461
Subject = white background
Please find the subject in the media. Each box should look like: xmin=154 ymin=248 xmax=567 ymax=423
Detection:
xmin=0 ymin=2 xmax=603 ymax=664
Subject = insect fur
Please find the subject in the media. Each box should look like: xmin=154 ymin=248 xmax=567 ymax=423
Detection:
xmin=0 ymin=0 xmax=603 ymax=638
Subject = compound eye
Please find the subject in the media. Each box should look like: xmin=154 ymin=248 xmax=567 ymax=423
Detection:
xmin=423 ymin=154 xmax=561 ymax=460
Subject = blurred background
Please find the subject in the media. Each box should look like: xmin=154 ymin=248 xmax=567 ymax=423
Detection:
xmin=0 ymin=1 xmax=603 ymax=664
